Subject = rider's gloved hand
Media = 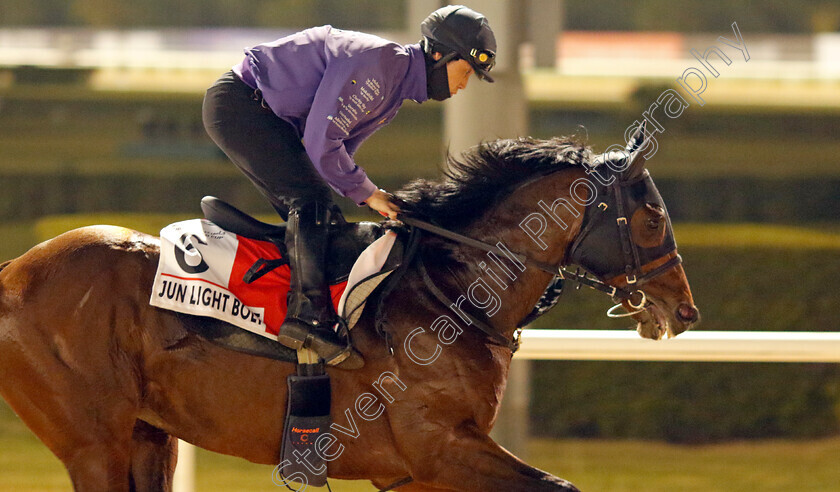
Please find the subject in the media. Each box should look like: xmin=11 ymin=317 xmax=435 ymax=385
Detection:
xmin=364 ymin=189 xmax=401 ymax=220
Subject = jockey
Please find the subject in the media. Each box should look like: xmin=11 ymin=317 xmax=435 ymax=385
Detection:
xmin=202 ymin=5 xmax=496 ymax=368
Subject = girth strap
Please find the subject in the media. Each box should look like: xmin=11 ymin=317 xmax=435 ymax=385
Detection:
xmin=242 ymin=257 xmax=288 ymax=284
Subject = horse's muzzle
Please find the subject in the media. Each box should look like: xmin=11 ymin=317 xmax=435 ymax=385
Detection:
xmin=676 ymin=303 xmax=700 ymax=324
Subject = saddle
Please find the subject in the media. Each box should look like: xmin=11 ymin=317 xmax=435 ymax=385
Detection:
xmin=200 ymin=196 xmax=384 ymax=284
xmin=170 ymin=197 xmax=404 ymax=363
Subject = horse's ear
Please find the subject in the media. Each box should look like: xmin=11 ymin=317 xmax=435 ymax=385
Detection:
xmin=622 ymin=121 xmax=648 ymax=181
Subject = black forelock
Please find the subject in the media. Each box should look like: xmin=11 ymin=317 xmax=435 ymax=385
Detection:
xmin=395 ymin=136 xmax=588 ymax=230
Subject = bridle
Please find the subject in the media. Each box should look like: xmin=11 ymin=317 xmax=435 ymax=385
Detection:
xmin=566 ymin=168 xmax=683 ymax=315
xmin=394 ymin=166 xmax=683 ymax=350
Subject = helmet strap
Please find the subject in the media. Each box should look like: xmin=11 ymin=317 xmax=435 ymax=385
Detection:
xmin=431 ymin=51 xmax=458 ymax=71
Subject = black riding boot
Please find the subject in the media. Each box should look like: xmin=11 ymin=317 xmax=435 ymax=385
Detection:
xmin=277 ymin=201 xmax=363 ymax=369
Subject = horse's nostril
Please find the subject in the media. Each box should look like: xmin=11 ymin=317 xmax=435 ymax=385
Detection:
xmin=677 ymin=303 xmax=699 ymax=323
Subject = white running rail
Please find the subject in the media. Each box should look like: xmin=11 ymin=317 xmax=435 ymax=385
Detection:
xmin=515 ymin=330 xmax=840 ymax=363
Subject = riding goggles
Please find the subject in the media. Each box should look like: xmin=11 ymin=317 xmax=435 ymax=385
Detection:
xmin=469 ymin=48 xmax=496 ymax=71
xmin=431 ymin=45 xmax=497 ymax=83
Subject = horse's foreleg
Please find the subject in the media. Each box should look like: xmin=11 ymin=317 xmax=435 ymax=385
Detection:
xmin=66 ymin=443 xmax=132 ymax=492
xmin=128 ymin=420 xmax=178 ymax=492
xmin=406 ymin=424 xmax=579 ymax=492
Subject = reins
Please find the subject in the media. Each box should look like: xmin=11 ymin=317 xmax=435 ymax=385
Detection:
xmin=415 ymin=255 xmax=520 ymax=351
xmin=396 ymin=211 xmax=682 ymax=346
xmin=395 ymin=213 xmax=640 ymax=353
xmin=397 ymin=214 xmax=648 ymax=303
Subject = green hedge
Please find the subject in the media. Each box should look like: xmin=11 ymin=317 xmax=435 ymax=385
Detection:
xmin=530 ymin=244 xmax=840 ymax=443
xmin=3 ymin=88 xmax=840 ymax=221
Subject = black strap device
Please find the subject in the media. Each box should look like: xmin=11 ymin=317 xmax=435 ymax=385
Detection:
xmin=278 ymin=363 xmax=332 ymax=488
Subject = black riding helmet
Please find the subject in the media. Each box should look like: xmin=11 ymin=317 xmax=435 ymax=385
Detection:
xmin=421 ymin=5 xmax=497 ymax=83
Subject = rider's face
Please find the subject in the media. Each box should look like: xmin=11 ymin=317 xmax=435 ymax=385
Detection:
xmin=446 ymin=59 xmax=474 ymax=96
xmin=432 ymin=52 xmax=474 ymax=97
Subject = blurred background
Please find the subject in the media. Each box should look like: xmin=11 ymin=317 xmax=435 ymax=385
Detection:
xmin=0 ymin=1 xmax=839 ymax=491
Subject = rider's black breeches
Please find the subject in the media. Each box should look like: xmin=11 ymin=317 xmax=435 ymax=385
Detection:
xmin=202 ymin=71 xmax=333 ymax=220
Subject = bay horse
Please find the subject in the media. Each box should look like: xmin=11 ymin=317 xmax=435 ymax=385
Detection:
xmin=0 ymin=128 xmax=698 ymax=491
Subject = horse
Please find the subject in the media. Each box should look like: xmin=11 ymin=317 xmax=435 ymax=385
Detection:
xmin=0 ymin=127 xmax=699 ymax=491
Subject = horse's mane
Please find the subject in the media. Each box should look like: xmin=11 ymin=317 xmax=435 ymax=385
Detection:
xmin=395 ymin=136 xmax=588 ymax=229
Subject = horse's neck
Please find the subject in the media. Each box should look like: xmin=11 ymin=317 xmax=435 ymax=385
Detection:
xmin=454 ymin=168 xmax=588 ymax=337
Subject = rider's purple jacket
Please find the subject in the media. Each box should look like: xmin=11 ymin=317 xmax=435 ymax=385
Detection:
xmin=233 ymin=25 xmax=429 ymax=204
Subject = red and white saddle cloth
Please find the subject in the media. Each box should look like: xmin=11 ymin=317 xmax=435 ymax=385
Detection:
xmin=150 ymin=219 xmax=397 ymax=340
